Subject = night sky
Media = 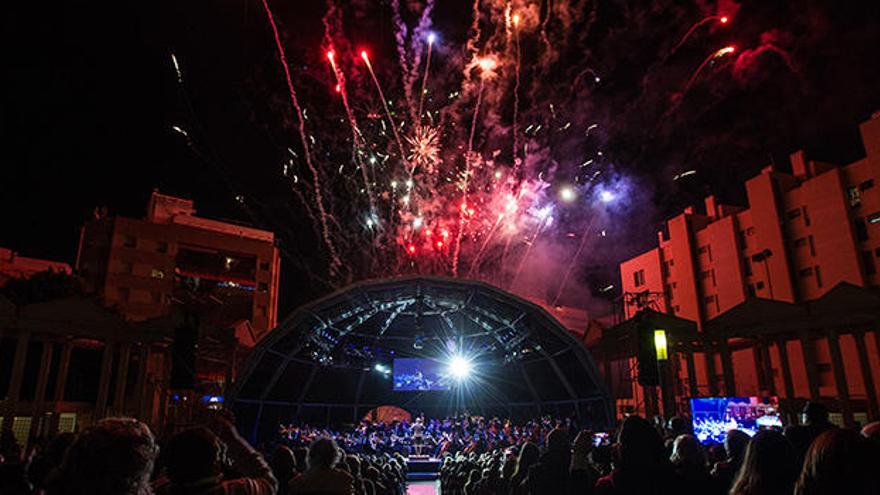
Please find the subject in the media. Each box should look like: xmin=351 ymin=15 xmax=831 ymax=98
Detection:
xmin=3 ymin=0 xmax=880 ymax=314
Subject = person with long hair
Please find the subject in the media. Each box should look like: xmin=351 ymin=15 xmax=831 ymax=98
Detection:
xmin=508 ymin=442 xmax=539 ymax=495
xmin=729 ymin=430 xmax=798 ymax=495
xmin=594 ymin=416 xmax=679 ymax=495
xmin=794 ymin=428 xmax=879 ymax=495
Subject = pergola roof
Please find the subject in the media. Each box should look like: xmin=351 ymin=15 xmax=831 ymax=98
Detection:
xmin=706 ymin=283 xmax=880 ymax=336
xmin=230 ymin=276 xmax=613 ymax=439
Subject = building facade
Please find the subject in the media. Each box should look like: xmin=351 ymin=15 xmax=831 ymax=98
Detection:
xmin=614 ymin=113 xmax=880 ymax=425
xmin=76 ymin=191 xmax=281 ymax=342
xmin=0 ymin=248 xmax=71 ymax=286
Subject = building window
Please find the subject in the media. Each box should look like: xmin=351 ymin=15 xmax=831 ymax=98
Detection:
xmin=121 ymin=261 xmax=133 ymax=274
xmin=747 ymin=284 xmax=756 ymax=297
xmin=848 ymin=187 xmax=862 ymax=207
xmin=794 ymin=237 xmax=808 ymax=248
xmin=259 ymin=261 xmax=270 ymax=271
xmin=743 ymin=257 xmax=753 ymax=277
xmin=868 ymin=211 xmax=880 ymax=225
xmin=698 ymin=245 xmax=708 ymax=255
xmin=860 ymin=179 xmax=874 ymax=191
xmin=122 ymin=235 xmax=136 ymax=248
xmin=756 ymin=281 xmax=765 ymax=290
xmin=258 ymin=282 xmax=269 ymax=292
xmin=118 ymin=287 xmax=130 ymax=302
xmin=815 ymin=266 xmax=823 ymax=288
xmin=786 ymin=209 xmax=801 ymax=220
xmin=157 ymin=242 xmax=169 ymax=253
xmin=855 ymin=218 xmax=868 ymax=242
xmin=633 ymin=269 xmax=646 ymax=287
xmin=808 ymin=235 xmax=816 ymax=256
xmin=863 ymin=251 xmax=877 ymax=275
xmin=150 ymin=268 xmax=165 ymax=279
xmin=151 ymin=292 xmax=163 ymax=304
xmin=703 ymin=295 xmax=716 ymax=305
xmin=701 ymin=270 xmax=716 ymax=286
xmin=803 ymin=206 xmax=811 ymax=226
xmin=672 ymin=305 xmax=680 ymax=314
xmin=798 ymin=267 xmax=814 ymax=278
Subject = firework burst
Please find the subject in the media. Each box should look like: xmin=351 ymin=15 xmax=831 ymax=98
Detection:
xmin=406 ymin=124 xmax=442 ymax=173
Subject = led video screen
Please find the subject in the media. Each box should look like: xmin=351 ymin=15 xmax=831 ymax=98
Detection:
xmin=690 ymin=396 xmax=783 ymax=444
xmin=393 ymin=358 xmax=450 ymax=391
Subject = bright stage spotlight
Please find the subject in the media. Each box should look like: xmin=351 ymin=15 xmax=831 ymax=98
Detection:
xmin=448 ymin=355 xmax=473 ymax=380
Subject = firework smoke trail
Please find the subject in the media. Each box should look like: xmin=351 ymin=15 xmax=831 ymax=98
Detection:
xmin=467 ymin=213 xmax=504 ymax=277
xmin=390 ymin=0 xmax=415 ymax=122
xmin=327 ymin=51 xmax=377 ymax=215
xmin=410 ymin=1 xmax=435 ymax=122
xmin=511 ymin=14 xmax=522 ymax=181
xmin=509 ymin=216 xmax=549 ymax=289
xmin=550 ymin=215 xmax=598 ymax=307
xmin=362 ymin=51 xmax=409 ymax=173
xmin=259 ymin=0 xmax=341 ymax=273
xmin=665 ymin=15 xmax=729 ymax=62
xmin=683 ymin=45 xmax=736 ymax=93
xmin=417 ymin=34 xmax=434 ymax=122
xmin=465 ymin=0 xmax=483 ymax=64
xmin=451 ymin=72 xmax=489 ymax=277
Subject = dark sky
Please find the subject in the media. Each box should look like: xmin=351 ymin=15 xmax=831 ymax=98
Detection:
xmin=3 ymin=0 xmax=880 ymax=312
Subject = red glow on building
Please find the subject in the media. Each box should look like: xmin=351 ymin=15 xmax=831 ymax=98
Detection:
xmin=610 ymin=113 xmax=880 ymax=425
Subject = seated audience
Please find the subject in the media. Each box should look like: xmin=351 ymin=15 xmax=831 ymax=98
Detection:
xmin=710 ymin=429 xmax=749 ymax=493
xmin=730 ymin=429 xmax=798 ymax=495
xmin=288 ymin=438 xmax=354 ymax=495
xmin=526 ymin=428 xmax=571 ymax=494
xmin=669 ymin=434 xmax=715 ymax=495
xmin=51 ymin=417 xmax=158 ymax=495
xmin=270 ymin=445 xmax=297 ymax=495
xmin=794 ymin=428 xmax=880 ymax=495
xmin=594 ymin=415 xmax=678 ymax=495
xmin=784 ymin=402 xmax=835 ymax=465
xmin=155 ymin=415 xmax=277 ymax=495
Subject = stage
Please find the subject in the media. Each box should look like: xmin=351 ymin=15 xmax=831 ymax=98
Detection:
xmin=406 ymin=455 xmax=441 ymax=482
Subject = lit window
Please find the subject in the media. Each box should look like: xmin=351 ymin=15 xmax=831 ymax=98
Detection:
xmin=150 ymin=269 xmax=165 ymax=279
xmin=848 ymin=187 xmax=861 ymax=208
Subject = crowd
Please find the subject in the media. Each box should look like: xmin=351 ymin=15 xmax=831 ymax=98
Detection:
xmin=0 ymin=413 xmax=405 ymax=495
xmin=439 ymin=403 xmax=880 ymax=495
xmin=0 ymin=402 xmax=878 ymax=495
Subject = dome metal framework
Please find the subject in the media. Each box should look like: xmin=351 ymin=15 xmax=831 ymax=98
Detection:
xmin=231 ymin=276 xmax=613 ymax=441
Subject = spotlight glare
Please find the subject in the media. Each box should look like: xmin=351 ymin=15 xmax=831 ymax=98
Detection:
xmin=600 ymin=190 xmax=615 ymax=203
xmin=448 ymin=355 xmax=473 ymax=380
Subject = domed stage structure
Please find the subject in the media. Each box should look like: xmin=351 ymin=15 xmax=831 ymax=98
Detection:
xmin=230 ymin=276 xmax=613 ymax=441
